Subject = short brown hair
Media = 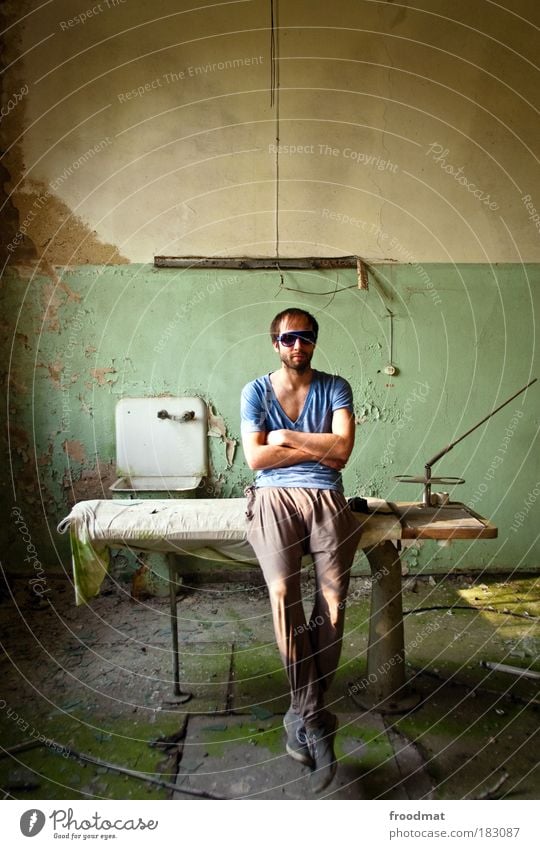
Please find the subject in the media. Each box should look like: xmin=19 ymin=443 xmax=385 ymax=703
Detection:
xmin=269 ymin=308 xmax=319 ymax=343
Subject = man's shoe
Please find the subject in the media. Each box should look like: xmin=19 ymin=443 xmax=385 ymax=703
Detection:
xmin=306 ymin=713 xmax=338 ymax=793
xmin=283 ymin=708 xmax=314 ymax=767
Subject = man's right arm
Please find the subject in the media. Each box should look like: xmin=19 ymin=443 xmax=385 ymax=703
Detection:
xmin=242 ymin=431 xmax=343 ymax=471
xmin=241 ymin=381 xmax=302 ymax=470
xmin=240 ymin=380 xmax=343 ymax=471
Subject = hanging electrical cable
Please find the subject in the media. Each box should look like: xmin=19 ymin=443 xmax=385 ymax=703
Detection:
xmin=267 ymin=2 xmax=367 ymax=295
xmin=270 ymin=0 xmax=282 ymax=281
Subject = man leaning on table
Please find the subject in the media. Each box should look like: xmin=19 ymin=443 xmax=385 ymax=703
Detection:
xmin=241 ymin=307 xmax=361 ymax=792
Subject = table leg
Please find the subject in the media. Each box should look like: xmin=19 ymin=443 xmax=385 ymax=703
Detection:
xmin=164 ymin=554 xmax=192 ymax=704
xmin=349 ymin=541 xmax=420 ymax=713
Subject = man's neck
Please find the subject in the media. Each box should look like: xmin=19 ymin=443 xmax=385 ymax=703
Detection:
xmin=276 ymin=364 xmax=314 ymax=391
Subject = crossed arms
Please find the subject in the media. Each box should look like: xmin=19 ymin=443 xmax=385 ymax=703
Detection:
xmin=242 ymin=407 xmax=355 ymax=472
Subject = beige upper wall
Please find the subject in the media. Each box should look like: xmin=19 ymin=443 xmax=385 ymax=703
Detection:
xmin=3 ymin=0 xmax=540 ymax=262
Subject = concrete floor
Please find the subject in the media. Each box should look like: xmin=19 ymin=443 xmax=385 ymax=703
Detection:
xmin=0 ymin=571 xmax=539 ymax=800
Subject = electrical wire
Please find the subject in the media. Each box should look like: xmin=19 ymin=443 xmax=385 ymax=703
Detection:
xmin=270 ymin=0 xmax=281 ymax=265
xmin=278 ymin=283 xmax=359 ymax=295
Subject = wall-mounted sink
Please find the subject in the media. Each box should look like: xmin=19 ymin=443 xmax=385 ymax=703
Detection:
xmin=110 ymin=475 xmax=203 ymax=492
xmin=110 ymin=396 xmax=208 ymax=496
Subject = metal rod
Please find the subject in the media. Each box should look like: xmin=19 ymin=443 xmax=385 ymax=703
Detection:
xmin=481 ymin=660 xmax=540 ymax=680
xmin=41 ymin=737 xmax=227 ymax=800
xmin=420 ymin=378 xmax=536 ymax=507
xmin=423 ymin=465 xmax=432 ymax=507
xmin=167 ymin=555 xmax=191 ymax=703
xmin=169 ymin=555 xmax=181 ymax=696
xmin=0 ymin=740 xmax=43 ymax=758
xmin=386 ymin=308 xmax=394 ymax=365
xmin=426 ymin=378 xmax=537 ymax=469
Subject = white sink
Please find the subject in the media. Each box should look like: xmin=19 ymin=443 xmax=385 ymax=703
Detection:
xmin=110 ymin=475 xmax=202 ymax=492
xmin=110 ymin=396 xmax=208 ymax=495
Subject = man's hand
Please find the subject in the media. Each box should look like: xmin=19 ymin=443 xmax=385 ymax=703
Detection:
xmin=242 ymin=410 xmax=354 ymax=472
xmin=265 ymin=410 xmax=355 ymax=467
xmin=266 ymin=429 xmax=346 ymax=469
xmin=266 ymin=429 xmax=288 ymax=447
xmin=242 ymin=431 xmax=312 ymax=470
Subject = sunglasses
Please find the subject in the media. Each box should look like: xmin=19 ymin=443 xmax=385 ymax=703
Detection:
xmin=276 ymin=331 xmax=317 ymax=347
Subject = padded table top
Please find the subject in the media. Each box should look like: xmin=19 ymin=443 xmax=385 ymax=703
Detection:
xmin=58 ymin=497 xmax=496 ymax=605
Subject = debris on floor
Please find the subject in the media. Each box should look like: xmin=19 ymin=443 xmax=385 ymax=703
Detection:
xmin=0 ymin=574 xmax=538 ymax=799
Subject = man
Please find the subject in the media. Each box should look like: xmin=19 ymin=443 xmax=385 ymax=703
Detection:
xmin=240 ymin=307 xmax=361 ymax=792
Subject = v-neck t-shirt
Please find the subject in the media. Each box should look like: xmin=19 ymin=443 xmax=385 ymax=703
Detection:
xmin=240 ymin=369 xmax=353 ymax=491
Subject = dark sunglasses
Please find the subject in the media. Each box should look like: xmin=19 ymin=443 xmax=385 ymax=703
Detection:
xmin=276 ymin=331 xmax=317 ymax=347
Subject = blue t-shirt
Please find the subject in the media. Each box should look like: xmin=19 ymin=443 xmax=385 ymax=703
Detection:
xmin=240 ymin=369 xmax=353 ymax=491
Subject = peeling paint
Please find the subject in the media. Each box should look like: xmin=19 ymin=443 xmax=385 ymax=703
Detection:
xmin=37 ymin=445 xmax=53 ymax=467
xmin=200 ymin=473 xmax=225 ymax=498
xmin=40 ymin=270 xmax=84 ymax=334
xmin=16 ymin=466 xmax=43 ymax=503
xmin=63 ymin=461 xmax=116 ymax=501
xmin=8 ymin=424 xmax=30 ymax=460
xmin=208 ymin=403 xmax=238 ymax=468
xmin=8 ymin=371 xmax=28 ymax=395
xmin=225 ymin=438 xmax=237 ymax=467
xmin=78 ymin=397 xmax=93 ymax=417
xmin=208 ymin=405 xmax=228 ymax=439
xmin=36 ymin=360 xmax=64 ymax=389
xmin=15 ymin=332 xmax=30 ymax=349
xmin=63 ymin=440 xmax=86 ymax=462
xmin=357 ymin=402 xmax=386 ymax=423
xmin=90 ymin=367 xmax=117 ymax=386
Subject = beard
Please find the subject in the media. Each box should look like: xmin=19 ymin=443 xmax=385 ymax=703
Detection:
xmin=280 ymin=349 xmax=313 ymax=373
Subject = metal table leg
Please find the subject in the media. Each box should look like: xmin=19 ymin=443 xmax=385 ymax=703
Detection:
xmin=164 ymin=553 xmax=192 ymax=705
xmin=349 ymin=541 xmax=420 ymax=714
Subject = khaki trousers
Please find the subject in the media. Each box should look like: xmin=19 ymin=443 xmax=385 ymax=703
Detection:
xmin=246 ymin=486 xmax=362 ymax=726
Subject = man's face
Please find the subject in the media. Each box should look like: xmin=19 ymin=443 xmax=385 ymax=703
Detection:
xmin=273 ymin=315 xmax=316 ymax=373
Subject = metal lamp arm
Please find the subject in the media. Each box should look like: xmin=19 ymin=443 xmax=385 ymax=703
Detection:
xmin=413 ymin=378 xmax=537 ymax=507
xmin=425 ymin=378 xmax=537 ymax=473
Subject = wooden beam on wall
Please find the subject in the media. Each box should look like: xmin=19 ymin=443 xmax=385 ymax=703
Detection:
xmin=154 ymin=256 xmax=359 ymax=270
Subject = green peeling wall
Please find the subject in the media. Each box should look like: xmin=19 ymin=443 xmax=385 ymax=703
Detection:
xmin=2 ymin=262 xmax=539 ymax=574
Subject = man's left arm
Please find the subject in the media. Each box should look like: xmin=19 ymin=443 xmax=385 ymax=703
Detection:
xmin=266 ymin=407 xmax=355 ymax=466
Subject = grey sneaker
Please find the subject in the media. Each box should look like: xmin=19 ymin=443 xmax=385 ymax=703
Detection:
xmin=283 ymin=708 xmax=314 ymax=767
xmin=306 ymin=713 xmax=338 ymax=793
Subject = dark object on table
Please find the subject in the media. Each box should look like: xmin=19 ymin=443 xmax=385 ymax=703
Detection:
xmin=348 ymin=496 xmax=370 ymax=513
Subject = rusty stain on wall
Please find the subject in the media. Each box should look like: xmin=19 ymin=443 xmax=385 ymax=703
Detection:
xmin=8 ymin=370 xmax=29 ymax=396
xmin=62 ymin=461 xmax=116 ymax=504
xmin=10 ymin=182 xmax=129 ymax=268
xmin=37 ymin=445 xmax=53 ymax=468
xmin=4 ymin=421 xmax=50 ymax=507
xmin=63 ymin=440 xmax=86 ymax=463
xmin=36 ymin=360 xmax=64 ymax=390
xmin=15 ymin=332 xmax=30 ymax=349
xmin=0 ymin=23 xmax=128 ymax=270
xmin=16 ymin=465 xmax=44 ymax=504
xmin=41 ymin=274 xmax=83 ymax=334
xmin=90 ymin=366 xmax=117 ymax=387
xmin=8 ymin=424 xmax=31 ymax=461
